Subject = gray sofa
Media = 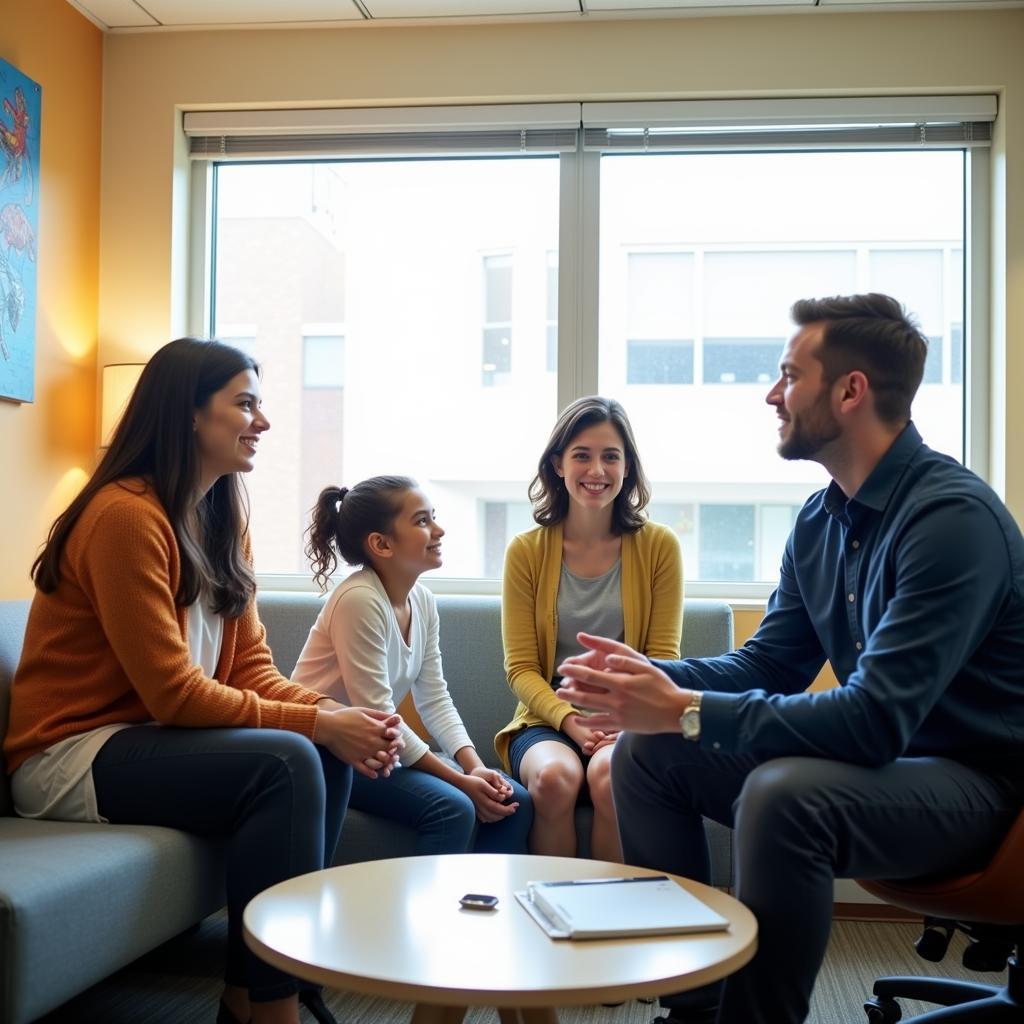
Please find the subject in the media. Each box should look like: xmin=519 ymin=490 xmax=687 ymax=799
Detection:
xmin=0 ymin=592 xmax=734 ymax=1024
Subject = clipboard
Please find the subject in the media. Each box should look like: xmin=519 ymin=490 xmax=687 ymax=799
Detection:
xmin=515 ymin=875 xmax=730 ymax=940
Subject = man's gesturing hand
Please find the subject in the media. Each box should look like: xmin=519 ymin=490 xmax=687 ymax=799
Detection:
xmin=556 ymin=632 xmax=692 ymax=734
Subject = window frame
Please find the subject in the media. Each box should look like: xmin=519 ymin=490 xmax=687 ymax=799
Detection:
xmin=187 ymin=101 xmax=993 ymax=600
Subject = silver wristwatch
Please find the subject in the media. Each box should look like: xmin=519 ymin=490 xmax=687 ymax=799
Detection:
xmin=680 ymin=691 xmax=703 ymax=742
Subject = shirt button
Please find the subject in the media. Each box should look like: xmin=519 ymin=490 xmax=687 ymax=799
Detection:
xmin=855 ymin=641 xmax=863 ymax=651
xmin=851 ymin=539 xmax=860 ymax=549
xmin=713 ymin=741 xmax=721 ymax=750
xmin=848 ymin=593 xmax=855 ymax=603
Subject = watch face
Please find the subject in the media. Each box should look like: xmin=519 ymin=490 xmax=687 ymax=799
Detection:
xmin=681 ymin=708 xmax=700 ymax=740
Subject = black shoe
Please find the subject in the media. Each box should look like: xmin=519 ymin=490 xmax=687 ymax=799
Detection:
xmin=216 ymin=1000 xmax=250 ymax=1024
xmin=652 ymin=1011 xmax=717 ymax=1024
xmin=299 ymin=988 xmax=339 ymax=1024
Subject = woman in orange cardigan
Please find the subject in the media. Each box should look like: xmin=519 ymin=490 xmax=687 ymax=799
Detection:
xmin=4 ymin=339 xmax=400 ymax=1024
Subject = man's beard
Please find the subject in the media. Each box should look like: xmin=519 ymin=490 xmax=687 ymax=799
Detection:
xmin=777 ymin=391 xmax=841 ymax=461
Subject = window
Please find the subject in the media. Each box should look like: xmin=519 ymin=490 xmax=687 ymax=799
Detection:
xmin=599 ymin=149 xmax=969 ymax=585
xmin=211 ymin=157 xmax=559 ymax=577
xmin=190 ymin=97 xmax=992 ymax=588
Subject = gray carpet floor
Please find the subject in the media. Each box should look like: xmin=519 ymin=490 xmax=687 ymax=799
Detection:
xmin=36 ymin=911 xmax=1003 ymax=1024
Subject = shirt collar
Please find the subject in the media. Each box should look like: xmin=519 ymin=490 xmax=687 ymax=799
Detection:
xmin=823 ymin=421 xmax=924 ymax=519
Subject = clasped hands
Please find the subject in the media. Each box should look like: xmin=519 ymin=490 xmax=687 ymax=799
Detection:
xmin=460 ymin=766 xmax=520 ymax=824
xmin=313 ymin=701 xmax=405 ymax=778
xmin=556 ymin=632 xmax=695 ymax=734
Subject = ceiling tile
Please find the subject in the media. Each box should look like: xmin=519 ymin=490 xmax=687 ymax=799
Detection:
xmin=819 ymin=0 xmax=1023 ymax=5
xmin=140 ymin=0 xmax=364 ymax=26
xmin=364 ymin=0 xmax=580 ymax=16
xmin=70 ymin=0 xmax=159 ymax=27
xmin=586 ymin=0 xmax=811 ymax=7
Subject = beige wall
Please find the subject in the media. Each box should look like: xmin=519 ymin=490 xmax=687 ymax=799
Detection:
xmin=0 ymin=0 xmax=102 ymax=598
xmin=97 ymin=10 xmax=1024 ymax=530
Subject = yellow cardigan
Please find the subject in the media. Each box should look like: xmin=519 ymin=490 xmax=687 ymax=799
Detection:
xmin=494 ymin=520 xmax=683 ymax=772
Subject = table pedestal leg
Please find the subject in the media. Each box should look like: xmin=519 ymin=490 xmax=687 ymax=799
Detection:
xmin=411 ymin=1005 xmax=467 ymax=1024
xmin=498 ymin=1008 xmax=559 ymax=1024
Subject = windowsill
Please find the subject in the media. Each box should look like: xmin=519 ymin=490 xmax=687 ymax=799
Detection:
xmin=256 ymin=573 xmax=771 ymax=610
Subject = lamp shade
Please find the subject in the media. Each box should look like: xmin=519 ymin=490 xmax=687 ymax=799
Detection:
xmin=100 ymin=363 xmax=145 ymax=448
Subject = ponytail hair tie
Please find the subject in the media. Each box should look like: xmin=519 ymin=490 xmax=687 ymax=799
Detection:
xmin=335 ymin=486 xmax=349 ymax=514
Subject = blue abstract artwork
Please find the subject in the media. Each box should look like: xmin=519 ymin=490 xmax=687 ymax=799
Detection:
xmin=0 ymin=57 xmax=40 ymax=404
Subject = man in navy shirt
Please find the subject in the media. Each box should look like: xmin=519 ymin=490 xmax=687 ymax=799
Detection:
xmin=558 ymin=293 xmax=1024 ymax=1024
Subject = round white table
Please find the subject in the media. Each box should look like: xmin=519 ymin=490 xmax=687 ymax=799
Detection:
xmin=243 ymin=854 xmax=757 ymax=1024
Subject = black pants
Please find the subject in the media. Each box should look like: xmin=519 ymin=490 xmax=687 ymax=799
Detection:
xmin=93 ymin=726 xmax=351 ymax=1002
xmin=612 ymin=734 xmax=1022 ymax=1024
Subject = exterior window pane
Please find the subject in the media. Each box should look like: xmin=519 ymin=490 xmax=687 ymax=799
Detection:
xmin=700 ymin=504 xmax=755 ymax=582
xmin=483 ymin=501 xmax=534 ymax=578
xmin=546 ymin=251 xmax=558 ymax=373
xmin=628 ymin=252 xmax=694 ymax=338
xmin=703 ymin=338 xmax=780 ymax=385
xmin=758 ymin=504 xmax=800 ymax=580
xmin=648 ymin=502 xmax=697 ymax=574
xmin=950 ymin=323 xmax=963 ymax=386
xmin=624 ymin=252 xmax=695 ymax=384
xmin=869 ymin=248 xmax=944 ymax=383
xmin=950 ymin=247 xmax=964 ymax=385
xmin=627 ymin=340 xmax=694 ymax=384
xmin=703 ymin=249 xmax=856 ymax=339
xmin=482 ymin=254 xmax=513 ymax=387
xmin=303 ymin=335 xmax=345 ymax=388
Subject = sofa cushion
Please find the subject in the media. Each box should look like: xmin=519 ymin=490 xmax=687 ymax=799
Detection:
xmin=0 ymin=817 xmax=224 ymax=1024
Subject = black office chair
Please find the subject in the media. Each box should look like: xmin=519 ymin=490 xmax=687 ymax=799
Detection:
xmin=856 ymin=808 xmax=1024 ymax=1022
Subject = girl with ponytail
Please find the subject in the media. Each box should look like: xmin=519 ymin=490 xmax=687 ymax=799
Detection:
xmin=292 ymin=476 xmax=532 ymax=855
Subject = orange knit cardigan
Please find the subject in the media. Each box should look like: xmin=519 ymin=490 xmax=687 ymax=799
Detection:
xmin=4 ymin=479 xmax=320 ymax=774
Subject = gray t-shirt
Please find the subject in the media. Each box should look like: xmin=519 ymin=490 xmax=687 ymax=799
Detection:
xmin=552 ymin=559 xmax=624 ymax=692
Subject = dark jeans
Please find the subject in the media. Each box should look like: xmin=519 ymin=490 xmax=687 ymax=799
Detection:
xmin=93 ymin=726 xmax=352 ymax=1002
xmin=612 ymin=734 xmax=1022 ymax=1024
xmin=349 ymin=764 xmax=532 ymax=855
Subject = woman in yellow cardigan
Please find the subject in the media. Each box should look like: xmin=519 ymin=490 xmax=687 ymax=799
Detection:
xmin=495 ymin=396 xmax=682 ymax=861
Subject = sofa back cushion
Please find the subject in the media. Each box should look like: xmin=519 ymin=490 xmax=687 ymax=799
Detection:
xmin=433 ymin=595 xmax=512 ymax=768
xmin=0 ymin=600 xmax=31 ymax=816
xmin=255 ymin=590 xmax=733 ymax=770
xmin=0 ymin=591 xmax=735 ymax=809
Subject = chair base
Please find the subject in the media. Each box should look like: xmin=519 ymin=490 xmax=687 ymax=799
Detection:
xmin=864 ymin=955 xmax=1023 ymax=1023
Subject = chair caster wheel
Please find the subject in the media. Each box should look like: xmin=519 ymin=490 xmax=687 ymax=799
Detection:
xmin=864 ymin=996 xmax=902 ymax=1024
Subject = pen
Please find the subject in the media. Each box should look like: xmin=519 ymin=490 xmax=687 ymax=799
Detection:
xmin=532 ymin=875 xmax=669 ymax=888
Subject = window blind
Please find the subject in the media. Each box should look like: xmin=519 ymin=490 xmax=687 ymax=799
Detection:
xmin=185 ymin=103 xmax=581 ymax=160
xmin=582 ymin=96 xmax=996 ymax=152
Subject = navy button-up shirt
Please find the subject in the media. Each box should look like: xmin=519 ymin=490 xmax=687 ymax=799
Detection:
xmin=657 ymin=423 xmax=1024 ymax=775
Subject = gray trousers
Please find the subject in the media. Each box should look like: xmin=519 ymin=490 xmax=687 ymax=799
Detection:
xmin=611 ymin=734 xmax=1022 ymax=1024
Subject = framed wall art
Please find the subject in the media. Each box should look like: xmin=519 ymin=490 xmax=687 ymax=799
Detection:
xmin=0 ymin=57 xmax=40 ymax=404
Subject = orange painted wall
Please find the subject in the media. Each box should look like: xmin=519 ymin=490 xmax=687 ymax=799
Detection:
xmin=0 ymin=0 xmax=102 ymax=599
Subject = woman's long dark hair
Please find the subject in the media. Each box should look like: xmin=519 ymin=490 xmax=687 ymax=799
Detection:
xmin=306 ymin=476 xmax=415 ymax=591
xmin=32 ymin=338 xmax=259 ymax=617
xmin=529 ymin=395 xmax=650 ymax=535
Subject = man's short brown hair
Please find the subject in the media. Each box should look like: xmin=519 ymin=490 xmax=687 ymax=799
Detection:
xmin=791 ymin=293 xmax=929 ymax=425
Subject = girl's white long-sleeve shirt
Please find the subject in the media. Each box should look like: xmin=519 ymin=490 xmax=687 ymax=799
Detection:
xmin=290 ymin=568 xmax=472 ymax=765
